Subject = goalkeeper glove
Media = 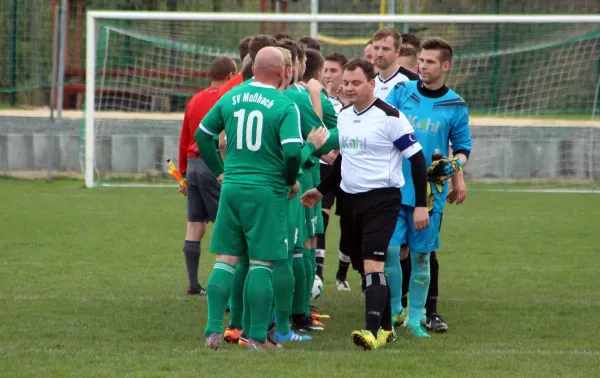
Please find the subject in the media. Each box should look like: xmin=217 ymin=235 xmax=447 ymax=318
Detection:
xmin=427 ymin=156 xmax=463 ymax=184
xmin=426 ymin=181 xmax=443 ymax=212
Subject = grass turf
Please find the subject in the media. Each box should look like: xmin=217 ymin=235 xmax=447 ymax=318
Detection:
xmin=1 ymin=178 xmax=599 ymax=377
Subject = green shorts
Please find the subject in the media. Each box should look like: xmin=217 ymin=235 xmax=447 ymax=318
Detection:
xmin=288 ymin=179 xmax=307 ymax=250
xmin=210 ymin=184 xmax=288 ymax=261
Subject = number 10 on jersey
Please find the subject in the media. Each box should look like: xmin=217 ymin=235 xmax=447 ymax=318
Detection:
xmin=234 ymin=109 xmax=263 ymax=151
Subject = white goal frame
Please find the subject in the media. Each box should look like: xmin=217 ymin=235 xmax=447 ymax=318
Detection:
xmin=85 ymin=11 xmax=600 ymax=188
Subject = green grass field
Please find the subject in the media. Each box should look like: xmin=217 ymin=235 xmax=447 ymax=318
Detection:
xmin=1 ymin=178 xmax=600 ymax=377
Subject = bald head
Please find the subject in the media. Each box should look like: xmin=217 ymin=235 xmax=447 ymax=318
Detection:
xmin=252 ymin=46 xmax=285 ymax=88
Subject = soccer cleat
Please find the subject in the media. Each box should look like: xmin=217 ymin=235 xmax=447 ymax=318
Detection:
xmin=205 ymin=332 xmax=222 ymax=349
xmin=247 ymin=337 xmax=283 ymax=350
xmin=223 ymin=327 xmax=242 ymax=344
xmin=377 ymin=328 xmax=397 ymax=346
xmin=336 ymin=280 xmax=351 ymax=291
xmin=351 ymin=330 xmax=378 ymax=351
xmin=425 ymin=314 xmax=449 ymax=333
xmin=407 ymin=324 xmax=431 ymax=338
xmin=310 ymin=306 xmax=331 ymax=319
xmin=392 ymin=309 xmax=406 ymax=328
xmin=274 ymin=330 xmax=312 ymax=342
xmin=309 ymin=318 xmax=326 ymax=331
xmin=238 ymin=333 xmax=248 ymax=346
xmin=290 ymin=314 xmax=311 ymax=332
xmin=187 ymin=286 xmax=207 ymax=295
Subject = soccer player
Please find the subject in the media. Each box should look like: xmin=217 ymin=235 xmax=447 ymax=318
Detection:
xmin=364 ymin=39 xmax=375 ymax=64
xmin=385 ymin=37 xmax=472 ymax=336
xmin=372 ymin=27 xmax=419 ymax=101
xmin=177 ymin=56 xmax=237 ymax=295
xmin=320 ymin=52 xmax=348 ymax=288
xmin=299 ymin=36 xmax=322 ymax=52
xmin=302 ymin=58 xmax=429 ymax=350
xmin=196 ymin=47 xmax=304 ymax=350
xmin=397 ymin=45 xmax=419 ymax=74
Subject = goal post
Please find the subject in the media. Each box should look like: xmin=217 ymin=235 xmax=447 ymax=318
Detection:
xmin=84 ymin=11 xmax=600 ymax=188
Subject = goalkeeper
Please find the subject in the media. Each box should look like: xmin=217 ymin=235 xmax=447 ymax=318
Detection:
xmin=385 ymin=37 xmax=472 ymax=337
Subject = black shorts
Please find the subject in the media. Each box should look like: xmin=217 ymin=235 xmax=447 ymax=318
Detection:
xmin=320 ymin=162 xmax=336 ymax=210
xmin=186 ymin=158 xmax=221 ymax=222
xmin=338 ymin=187 xmax=401 ymax=274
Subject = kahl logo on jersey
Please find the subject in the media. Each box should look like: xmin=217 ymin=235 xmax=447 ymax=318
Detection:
xmin=341 ymin=136 xmax=368 ymax=149
xmin=406 ymin=115 xmax=440 ymax=134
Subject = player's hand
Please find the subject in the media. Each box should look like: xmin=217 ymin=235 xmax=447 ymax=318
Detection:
xmin=320 ymin=149 xmax=338 ymax=165
xmin=178 ymin=184 xmax=187 ymax=196
xmin=306 ymin=126 xmax=329 ymax=150
xmin=288 ymin=181 xmax=300 ymax=200
xmin=300 ymin=188 xmax=323 ymax=208
xmin=450 ymin=173 xmax=467 ymax=204
xmin=413 ymin=207 xmax=430 ymax=231
xmin=217 ymin=173 xmax=224 ymax=185
xmin=299 ymin=78 xmax=323 ymax=94
xmin=336 ymin=85 xmax=348 ymax=106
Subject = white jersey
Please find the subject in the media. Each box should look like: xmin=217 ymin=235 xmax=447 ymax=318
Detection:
xmin=374 ymin=66 xmax=419 ymax=101
xmin=328 ymin=96 xmax=343 ymax=114
xmin=337 ymin=98 xmax=422 ymax=194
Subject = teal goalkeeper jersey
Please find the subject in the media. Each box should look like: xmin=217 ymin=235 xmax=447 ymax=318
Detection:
xmin=198 ymin=81 xmax=303 ymax=191
xmin=386 ymin=80 xmax=472 ymax=212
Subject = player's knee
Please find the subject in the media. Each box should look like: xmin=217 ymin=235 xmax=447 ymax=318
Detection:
xmin=363 ymin=259 xmax=384 ymax=274
xmin=249 ymin=259 xmax=273 ymax=266
xmin=216 ymin=254 xmax=239 ymax=266
xmin=303 ymin=241 xmax=312 ymax=249
xmin=385 ymin=245 xmax=400 ymax=268
xmin=186 ymin=221 xmax=206 ymax=241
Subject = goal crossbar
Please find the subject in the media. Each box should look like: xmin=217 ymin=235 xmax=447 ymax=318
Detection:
xmin=84 ymin=11 xmax=600 ymax=188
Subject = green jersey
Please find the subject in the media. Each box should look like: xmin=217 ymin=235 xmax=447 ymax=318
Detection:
xmin=283 ymin=84 xmax=324 ymax=140
xmin=199 ymin=81 xmax=303 ymax=190
xmin=320 ymin=91 xmax=338 ymax=130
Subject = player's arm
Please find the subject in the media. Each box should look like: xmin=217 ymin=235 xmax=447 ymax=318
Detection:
xmin=218 ymin=131 xmax=226 ymax=162
xmin=302 ymin=80 xmax=324 ymax=120
xmin=280 ymin=104 xmax=304 ymax=186
xmin=448 ymin=104 xmax=472 ymax=204
xmin=321 ymin=93 xmax=338 ymax=129
xmin=194 ymin=103 xmax=225 ymax=178
xmin=389 ymin=115 xmax=429 ymax=231
xmin=316 ymin=153 xmax=341 ymax=195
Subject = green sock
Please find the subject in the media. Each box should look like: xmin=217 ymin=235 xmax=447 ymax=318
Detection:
xmin=292 ymin=248 xmax=307 ymax=315
xmin=205 ymin=262 xmax=235 ymax=337
xmin=246 ymin=263 xmax=274 ymax=343
xmin=242 ymin=278 xmax=250 ymax=337
xmin=273 ymin=252 xmax=294 ymax=335
xmin=303 ymin=248 xmax=313 ymax=316
xmin=228 ymin=260 xmax=248 ymax=329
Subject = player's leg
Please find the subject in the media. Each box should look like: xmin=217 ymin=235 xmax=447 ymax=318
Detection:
xmin=352 ymin=189 xmax=400 ymax=350
xmin=424 ymin=250 xmax=447 ymax=332
xmin=242 ymin=188 xmax=288 ymax=349
xmin=385 ymin=207 xmax=409 ymax=327
xmin=183 ymin=158 xmax=219 ymax=295
xmin=204 ymin=185 xmax=243 ymax=349
xmin=316 ymin=162 xmax=334 ymax=281
xmin=273 ymin=191 xmax=311 ymax=342
xmin=224 ymin=254 xmax=248 ymax=344
xmin=400 ymin=246 xmax=411 ymax=310
xmin=335 ymin=191 xmax=352 ymax=291
xmin=405 ymin=210 xmax=442 ymax=338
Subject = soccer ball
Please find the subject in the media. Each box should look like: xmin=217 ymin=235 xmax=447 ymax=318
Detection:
xmin=311 ymin=275 xmax=323 ymax=300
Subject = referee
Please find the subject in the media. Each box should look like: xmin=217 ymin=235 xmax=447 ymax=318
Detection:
xmin=301 ymin=58 xmax=429 ymax=350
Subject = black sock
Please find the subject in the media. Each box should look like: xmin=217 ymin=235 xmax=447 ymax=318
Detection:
xmin=322 ymin=211 xmax=329 ymax=232
xmin=364 ymin=272 xmax=388 ymax=337
xmin=401 ymin=255 xmax=411 ymax=308
xmin=315 ymin=256 xmax=324 ymax=280
xmin=381 ymin=284 xmax=392 ymax=331
xmin=426 ymin=251 xmax=439 ymax=316
xmin=336 ymin=251 xmax=350 ymax=282
xmin=183 ymin=240 xmax=201 ymax=288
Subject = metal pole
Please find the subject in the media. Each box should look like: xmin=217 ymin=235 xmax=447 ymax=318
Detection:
xmin=9 ymin=0 xmax=18 ymax=106
xmin=310 ymin=0 xmax=318 ymax=38
xmin=48 ymin=5 xmax=61 ymax=183
xmin=388 ymin=0 xmax=396 ymax=28
xmin=57 ymin=0 xmax=68 ymax=121
xmin=403 ymin=0 xmax=410 ymax=34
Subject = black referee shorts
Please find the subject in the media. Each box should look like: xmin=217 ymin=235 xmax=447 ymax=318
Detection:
xmin=338 ymin=187 xmax=401 ymax=275
xmin=186 ymin=158 xmax=220 ymax=223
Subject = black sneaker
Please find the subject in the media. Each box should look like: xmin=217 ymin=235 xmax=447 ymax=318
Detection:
xmin=187 ymin=286 xmax=207 ymax=296
xmin=291 ymin=314 xmax=311 ymax=333
xmin=425 ymin=313 xmax=448 ymax=333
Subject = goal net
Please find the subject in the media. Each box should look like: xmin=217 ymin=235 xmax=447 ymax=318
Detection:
xmin=84 ymin=12 xmax=600 ymax=188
